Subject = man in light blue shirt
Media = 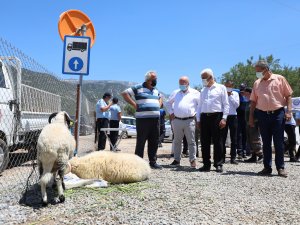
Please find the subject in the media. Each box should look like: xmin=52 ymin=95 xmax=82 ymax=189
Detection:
xmin=109 ymin=97 xmax=122 ymax=150
xmin=96 ymin=92 xmax=112 ymax=150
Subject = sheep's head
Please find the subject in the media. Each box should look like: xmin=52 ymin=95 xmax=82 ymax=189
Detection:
xmin=48 ymin=111 xmax=73 ymax=129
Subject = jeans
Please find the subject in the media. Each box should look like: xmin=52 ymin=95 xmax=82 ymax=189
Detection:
xmin=256 ymin=108 xmax=285 ymax=170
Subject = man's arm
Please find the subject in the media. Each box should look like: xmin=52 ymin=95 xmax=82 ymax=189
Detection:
xmin=121 ymin=91 xmax=137 ymax=109
xmin=285 ymin=95 xmax=292 ymax=121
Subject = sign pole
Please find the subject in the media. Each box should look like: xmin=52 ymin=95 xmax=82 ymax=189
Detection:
xmin=74 ymin=24 xmax=87 ymax=156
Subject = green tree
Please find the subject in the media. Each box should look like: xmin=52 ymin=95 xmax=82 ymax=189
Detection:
xmin=222 ymin=55 xmax=300 ymax=97
xmin=124 ymin=104 xmax=136 ymax=117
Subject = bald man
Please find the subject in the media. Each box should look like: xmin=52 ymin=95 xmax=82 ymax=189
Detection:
xmin=166 ymin=76 xmax=200 ymax=168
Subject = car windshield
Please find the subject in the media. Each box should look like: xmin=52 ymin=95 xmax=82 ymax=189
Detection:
xmin=122 ymin=118 xmax=136 ymax=125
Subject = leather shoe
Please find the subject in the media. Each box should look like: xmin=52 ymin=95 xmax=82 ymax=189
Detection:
xmin=257 ymin=168 xmax=272 ymax=176
xmin=244 ymin=155 xmax=257 ymax=163
xmin=216 ymin=166 xmax=223 ymax=173
xmin=199 ymin=166 xmax=211 ymax=172
xmin=278 ymin=168 xmax=288 ymax=178
xmin=150 ymin=162 xmax=163 ymax=170
xmin=230 ymin=159 xmax=238 ymax=165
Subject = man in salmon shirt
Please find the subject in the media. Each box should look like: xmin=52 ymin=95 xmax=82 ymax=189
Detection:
xmin=249 ymin=60 xmax=293 ymax=177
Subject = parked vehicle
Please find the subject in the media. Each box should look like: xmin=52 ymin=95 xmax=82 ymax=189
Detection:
xmin=164 ymin=120 xmax=173 ymax=142
xmin=119 ymin=116 xmax=136 ymax=138
xmin=0 ymin=57 xmax=61 ymax=172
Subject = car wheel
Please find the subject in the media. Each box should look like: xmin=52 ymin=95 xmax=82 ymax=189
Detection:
xmin=0 ymin=139 xmax=9 ymax=173
xmin=122 ymin=132 xmax=128 ymax=139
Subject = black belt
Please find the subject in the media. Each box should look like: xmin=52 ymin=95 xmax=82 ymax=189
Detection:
xmin=257 ymin=107 xmax=284 ymax=115
xmin=201 ymin=112 xmax=222 ymax=116
xmin=175 ymin=116 xmax=195 ymax=120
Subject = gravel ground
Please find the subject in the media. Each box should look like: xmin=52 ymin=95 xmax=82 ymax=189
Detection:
xmin=1 ymin=136 xmax=300 ymax=225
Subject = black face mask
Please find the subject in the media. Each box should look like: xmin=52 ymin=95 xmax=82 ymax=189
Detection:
xmin=151 ymin=79 xmax=157 ymax=87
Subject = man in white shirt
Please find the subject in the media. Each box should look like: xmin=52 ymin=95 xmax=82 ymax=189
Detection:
xmin=197 ymin=68 xmax=229 ymax=173
xmin=222 ymin=80 xmax=240 ymax=164
xmin=166 ymin=76 xmax=200 ymax=168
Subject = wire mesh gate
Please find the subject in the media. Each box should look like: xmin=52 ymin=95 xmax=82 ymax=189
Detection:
xmin=0 ymin=37 xmax=96 ymax=206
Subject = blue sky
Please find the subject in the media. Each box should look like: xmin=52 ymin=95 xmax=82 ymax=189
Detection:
xmin=1 ymin=0 xmax=300 ymax=94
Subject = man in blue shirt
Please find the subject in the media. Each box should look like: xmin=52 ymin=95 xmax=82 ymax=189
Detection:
xmin=109 ymin=97 xmax=122 ymax=151
xmin=122 ymin=71 xmax=163 ymax=169
xmin=96 ymin=92 xmax=112 ymax=150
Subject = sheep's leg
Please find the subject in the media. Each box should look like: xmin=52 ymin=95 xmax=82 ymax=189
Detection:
xmin=40 ymin=163 xmax=54 ymax=206
xmin=54 ymin=175 xmax=65 ymax=203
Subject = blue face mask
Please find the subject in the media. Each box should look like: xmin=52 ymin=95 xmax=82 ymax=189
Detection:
xmin=179 ymin=84 xmax=188 ymax=91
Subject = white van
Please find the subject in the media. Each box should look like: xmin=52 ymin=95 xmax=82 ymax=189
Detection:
xmin=119 ymin=116 xmax=136 ymax=138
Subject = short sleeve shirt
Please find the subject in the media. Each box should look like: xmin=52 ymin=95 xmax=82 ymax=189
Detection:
xmin=250 ymin=74 xmax=293 ymax=111
xmin=124 ymin=82 xmax=160 ymax=118
xmin=110 ymin=104 xmax=121 ymax=121
xmin=96 ymin=99 xmax=111 ymax=119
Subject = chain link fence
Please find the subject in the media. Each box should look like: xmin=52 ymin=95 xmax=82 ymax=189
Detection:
xmin=0 ymin=37 xmax=96 ymax=206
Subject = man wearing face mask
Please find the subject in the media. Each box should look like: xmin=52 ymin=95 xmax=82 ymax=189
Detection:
xmin=166 ymin=76 xmax=200 ymax=168
xmin=196 ymin=68 xmax=229 ymax=173
xmin=96 ymin=92 xmax=112 ymax=150
xmin=122 ymin=71 xmax=163 ymax=169
xmin=249 ymin=60 xmax=293 ymax=177
xmin=222 ymin=80 xmax=240 ymax=164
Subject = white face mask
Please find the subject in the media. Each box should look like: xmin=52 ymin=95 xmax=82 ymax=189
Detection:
xmin=226 ymin=87 xmax=233 ymax=92
xmin=202 ymin=79 xmax=209 ymax=87
xmin=256 ymin=72 xmax=264 ymax=79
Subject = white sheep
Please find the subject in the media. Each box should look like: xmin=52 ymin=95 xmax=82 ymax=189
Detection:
xmin=69 ymin=151 xmax=151 ymax=184
xmin=37 ymin=111 xmax=75 ymax=206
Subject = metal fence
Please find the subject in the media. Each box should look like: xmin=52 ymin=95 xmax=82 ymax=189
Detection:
xmin=0 ymin=37 xmax=96 ymax=206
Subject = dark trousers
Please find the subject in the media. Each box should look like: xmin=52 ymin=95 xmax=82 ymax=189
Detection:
xmin=256 ymin=108 xmax=285 ymax=170
xmin=135 ymin=118 xmax=159 ymax=163
xmin=97 ymin=118 xmax=109 ymax=150
xmin=109 ymin=120 xmax=120 ymax=150
xmin=222 ymin=115 xmax=237 ymax=160
xmin=284 ymin=124 xmax=296 ymax=158
xmin=158 ymin=124 xmax=166 ymax=145
xmin=182 ymin=135 xmax=188 ymax=153
xmin=200 ymin=112 xmax=224 ymax=167
xmin=237 ymin=111 xmax=247 ymax=155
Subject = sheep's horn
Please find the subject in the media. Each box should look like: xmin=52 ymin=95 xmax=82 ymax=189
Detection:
xmin=48 ymin=112 xmax=58 ymax=124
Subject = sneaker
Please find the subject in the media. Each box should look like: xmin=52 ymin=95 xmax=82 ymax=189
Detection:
xmin=257 ymin=168 xmax=272 ymax=176
xmin=257 ymin=155 xmax=263 ymax=162
xmin=190 ymin=160 xmax=196 ymax=168
xmin=215 ymin=165 xmax=223 ymax=173
xmin=278 ymin=168 xmax=288 ymax=178
xmin=244 ymin=155 xmax=257 ymax=163
xmin=230 ymin=159 xmax=238 ymax=165
xmin=150 ymin=162 xmax=163 ymax=169
xmin=170 ymin=160 xmax=180 ymax=167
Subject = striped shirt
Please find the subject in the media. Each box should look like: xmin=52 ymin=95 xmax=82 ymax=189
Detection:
xmin=125 ymin=82 xmax=161 ymax=118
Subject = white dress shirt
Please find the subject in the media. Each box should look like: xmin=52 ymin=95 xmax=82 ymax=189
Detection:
xmin=228 ymin=91 xmax=240 ymax=115
xmin=196 ymin=82 xmax=229 ymax=121
xmin=166 ymin=87 xmax=200 ymax=118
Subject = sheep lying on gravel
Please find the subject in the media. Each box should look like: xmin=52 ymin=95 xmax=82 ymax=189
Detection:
xmin=37 ymin=111 xmax=75 ymax=206
xmin=69 ymin=151 xmax=151 ymax=183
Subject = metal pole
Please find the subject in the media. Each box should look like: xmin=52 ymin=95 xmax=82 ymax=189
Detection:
xmin=74 ymin=24 xmax=87 ymax=156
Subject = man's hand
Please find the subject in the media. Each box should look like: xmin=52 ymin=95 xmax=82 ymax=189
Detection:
xmin=285 ymin=111 xmax=292 ymax=121
xmin=170 ymin=113 xmax=175 ymax=121
xmin=219 ymin=119 xmax=226 ymax=129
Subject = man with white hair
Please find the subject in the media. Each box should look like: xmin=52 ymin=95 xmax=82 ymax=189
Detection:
xmin=122 ymin=71 xmax=163 ymax=169
xmin=197 ymin=68 xmax=229 ymax=173
xmin=166 ymin=76 xmax=200 ymax=168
